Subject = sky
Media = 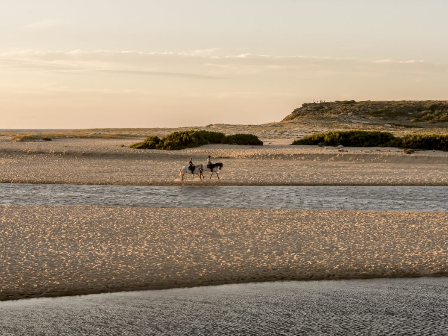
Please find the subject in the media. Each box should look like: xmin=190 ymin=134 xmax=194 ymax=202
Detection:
xmin=1 ymin=0 xmax=447 ymax=128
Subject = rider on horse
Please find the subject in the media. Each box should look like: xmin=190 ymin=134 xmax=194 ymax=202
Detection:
xmin=188 ymin=157 xmax=195 ymax=173
xmin=207 ymin=155 xmax=212 ymax=168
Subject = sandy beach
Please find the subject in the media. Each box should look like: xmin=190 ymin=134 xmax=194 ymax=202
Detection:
xmin=1 ymin=205 xmax=448 ymax=301
xmin=1 ymin=137 xmax=448 ymax=186
xmin=2 ymin=136 xmax=448 ymax=302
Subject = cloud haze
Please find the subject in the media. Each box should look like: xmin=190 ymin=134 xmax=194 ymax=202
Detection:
xmin=23 ymin=19 xmax=63 ymax=30
xmin=1 ymin=0 xmax=447 ymax=128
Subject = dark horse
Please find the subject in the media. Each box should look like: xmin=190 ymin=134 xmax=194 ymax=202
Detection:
xmin=205 ymin=162 xmax=224 ymax=179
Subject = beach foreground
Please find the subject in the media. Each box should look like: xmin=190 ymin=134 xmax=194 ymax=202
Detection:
xmin=1 ymin=205 xmax=447 ymax=301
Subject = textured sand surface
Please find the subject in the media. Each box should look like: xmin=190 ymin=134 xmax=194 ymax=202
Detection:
xmin=1 ymin=138 xmax=448 ymax=186
xmin=1 ymin=205 xmax=447 ymax=301
xmin=1 ymin=278 xmax=447 ymax=336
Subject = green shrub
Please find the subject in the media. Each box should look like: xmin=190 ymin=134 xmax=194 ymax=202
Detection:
xmin=391 ymin=134 xmax=448 ymax=151
xmin=130 ymin=130 xmax=263 ymax=150
xmin=292 ymin=130 xmax=395 ymax=147
xmin=221 ymin=134 xmax=263 ymax=146
xmin=130 ymin=131 xmax=225 ymax=150
xmin=156 ymin=130 xmax=225 ymax=150
xmin=292 ymin=131 xmax=448 ymax=151
xmin=291 ymin=133 xmax=326 ymax=145
xmin=129 ymin=136 xmax=161 ymax=149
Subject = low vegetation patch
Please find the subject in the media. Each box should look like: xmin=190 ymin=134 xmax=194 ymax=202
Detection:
xmin=392 ymin=134 xmax=448 ymax=151
xmin=130 ymin=131 xmax=262 ymax=150
xmin=221 ymin=134 xmax=263 ymax=146
xmin=292 ymin=130 xmax=448 ymax=151
xmin=292 ymin=131 xmax=395 ymax=147
xmin=11 ymin=135 xmax=52 ymax=142
xmin=129 ymin=136 xmax=162 ymax=149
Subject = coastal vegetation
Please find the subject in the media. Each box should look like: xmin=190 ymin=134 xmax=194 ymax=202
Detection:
xmin=292 ymin=130 xmax=448 ymax=151
xmin=11 ymin=135 xmax=53 ymax=142
xmin=130 ymin=130 xmax=263 ymax=150
xmin=292 ymin=130 xmax=395 ymax=147
xmin=221 ymin=133 xmax=264 ymax=146
xmin=283 ymin=100 xmax=448 ymax=125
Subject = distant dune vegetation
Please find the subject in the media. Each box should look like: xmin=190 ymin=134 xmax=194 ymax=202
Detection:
xmin=283 ymin=100 xmax=448 ymax=126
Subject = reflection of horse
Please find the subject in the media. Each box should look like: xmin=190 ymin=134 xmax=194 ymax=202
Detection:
xmin=205 ymin=162 xmax=224 ymax=179
xmin=179 ymin=164 xmax=203 ymax=181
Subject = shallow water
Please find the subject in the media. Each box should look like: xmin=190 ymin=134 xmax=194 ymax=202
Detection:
xmin=1 ymin=278 xmax=447 ymax=335
xmin=1 ymin=184 xmax=447 ymax=212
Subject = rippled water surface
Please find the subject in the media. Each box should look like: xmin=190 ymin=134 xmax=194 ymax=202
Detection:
xmin=1 ymin=184 xmax=447 ymax=212
xmin=1 ymin=278 xmax=447 ymax=335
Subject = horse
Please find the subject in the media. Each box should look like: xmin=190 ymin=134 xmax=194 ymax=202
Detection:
xmin=179 ymin=164 xmax=204 ymax=181
xmin=204 ymin=162 xmax=224 ymax=179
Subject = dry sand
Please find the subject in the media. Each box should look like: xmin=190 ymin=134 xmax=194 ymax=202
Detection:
xmin=1 ymin=205 xmax=448 ymax=301
xmin=1 ymin=137 xmax=448 ymax=186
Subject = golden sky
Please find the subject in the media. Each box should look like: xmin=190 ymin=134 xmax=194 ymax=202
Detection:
xmin=1 ymin=0 xmax=447 ymax=128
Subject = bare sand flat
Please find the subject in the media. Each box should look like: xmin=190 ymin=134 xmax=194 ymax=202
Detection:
xmin=1 ymin=138 xmax=448 ymax=185
xmin=1 ymin=205 xmax=447 ymax=301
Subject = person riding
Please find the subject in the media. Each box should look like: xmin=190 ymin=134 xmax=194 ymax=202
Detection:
xmin=188 ymin=157 xmax=195 ymax=173
xmin=207 ymin=155 xmax=212 ymax=168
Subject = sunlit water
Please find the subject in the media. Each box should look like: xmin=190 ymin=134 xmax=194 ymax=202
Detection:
xmin=1 ymin=184 xmax=447 ymax=212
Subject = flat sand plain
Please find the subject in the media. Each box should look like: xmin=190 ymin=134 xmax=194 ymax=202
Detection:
xmin=1 ymin=137 xmax=448 ymax=186
xmin=1 ymin=205 xmax=448 ymax=301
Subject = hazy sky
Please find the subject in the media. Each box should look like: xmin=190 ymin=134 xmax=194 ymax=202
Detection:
xmin=1 ymin=0 xmax=447 ymax=128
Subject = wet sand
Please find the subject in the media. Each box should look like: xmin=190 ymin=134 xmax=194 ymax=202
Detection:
xmin=1 ymin=138 xmax=448 ymax=186
xmin=2 ymin=278 xmax=447 ymax=335
xmin=1 ymin=205 xmax=448 ymax=301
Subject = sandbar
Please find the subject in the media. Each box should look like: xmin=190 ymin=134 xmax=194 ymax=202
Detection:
xmin=1 ymin=205 xmax=447 ymax=301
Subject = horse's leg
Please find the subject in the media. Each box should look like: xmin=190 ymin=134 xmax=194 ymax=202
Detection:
xmin=179 ymin=168 xmax=183 ymax=181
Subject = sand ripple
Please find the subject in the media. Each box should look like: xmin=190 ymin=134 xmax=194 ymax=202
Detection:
xmin=1 ymin=278 xmax=447 ymax=335
xmin=1 ymin=205 xmax=447 ymax=301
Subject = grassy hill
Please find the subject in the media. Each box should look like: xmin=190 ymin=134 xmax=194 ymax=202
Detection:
xmin=282 ymin=100 xmax=448 ymax=128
